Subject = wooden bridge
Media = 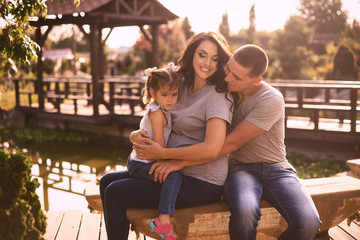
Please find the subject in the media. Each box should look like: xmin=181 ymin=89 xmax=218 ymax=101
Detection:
xmin=13 ymin=76 xmax=360 ymax=146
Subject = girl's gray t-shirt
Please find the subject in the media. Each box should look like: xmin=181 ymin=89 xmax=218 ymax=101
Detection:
xmin=167 ymin=84 xmax=233 ymax=186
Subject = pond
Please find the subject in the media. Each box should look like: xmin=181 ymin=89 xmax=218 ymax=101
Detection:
xmin=0 ymin=129 xmax=132 ymax=212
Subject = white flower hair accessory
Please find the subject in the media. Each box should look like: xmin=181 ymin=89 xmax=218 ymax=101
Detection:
xmin=144 ymin=67 xmax=158 ymax=76
xmin=167 ymin=62 xmax=179 ymax=71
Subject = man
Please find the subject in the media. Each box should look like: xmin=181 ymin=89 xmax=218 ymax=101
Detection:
xmin=219 ymin=44 xmax=321 ymax=239
xmin=133 ymin=44 xmax=321 ymax=240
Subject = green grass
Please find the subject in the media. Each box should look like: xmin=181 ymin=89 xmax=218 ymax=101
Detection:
xmin=0 ymin=90 xmax=16 ymax=110
xmin=287 ymin=152 xmax=349 ymax=179
xmin=1 ymin=125 xmax=104 ymax=145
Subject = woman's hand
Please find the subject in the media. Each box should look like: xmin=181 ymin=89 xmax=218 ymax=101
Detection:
xmin=133 ymin=138 xmax=164 ymax=160
xmin=149 ymin=160 xmax=184 ymax=183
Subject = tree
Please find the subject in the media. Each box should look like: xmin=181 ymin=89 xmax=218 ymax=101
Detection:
xmin=247 ymin=4 xmax=256 ymax=44
xmin=332 ymin=44 xmax=357 ymax=80
xmin=0 ymin=0 xmax=81 ymax=76
xmin=219 ymin=12 xmax=230 ymax=38
xmin=343 ymin=19 xmax=360 ymax=76
xmin=0 ymin=0 xmax=46 ymax=76
xmin=132 ymin=22 xmax=186 ymax=72
xmin=271 ymin=16 xmax=315 ymax=79
xmin=0 ymin=151 xmax=46 ymax=240
xmin=298 ymin=0 xmax=348 ymax=34
xmin=181 ymin=17 xmax=194 ymax=40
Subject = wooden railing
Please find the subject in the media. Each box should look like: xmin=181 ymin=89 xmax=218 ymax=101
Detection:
xmin=13 ymin=77 xmax=360 ymax=134
xmin=269 ymin=79 xmax=360 ymax=134
xmin=101 ymin=76 xmax=146 ymax=114
xmin=13 ymin=76 xmax=146 ymax=115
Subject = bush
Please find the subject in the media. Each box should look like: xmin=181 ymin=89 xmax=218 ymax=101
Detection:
xmin=287 ymin=153 xmax=349 ymax=179
xmin=0 ymin=151 xmax=46 ymax=240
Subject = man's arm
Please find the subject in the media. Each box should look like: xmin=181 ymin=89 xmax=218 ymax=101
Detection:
xmin=174 ymin=119 xmax=265 ymax=163
xmin=218 ymin=119 xmax=265 ymax=157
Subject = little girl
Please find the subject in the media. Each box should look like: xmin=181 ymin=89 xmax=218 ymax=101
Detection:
xmin=127 ymin=64 xmax=181 ymax=240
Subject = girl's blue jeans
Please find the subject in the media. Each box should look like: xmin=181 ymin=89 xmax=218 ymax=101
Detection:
xmin=224 ymin=162 xmax=321 ymax=240
xmin=100 ymin=169 xmax=223 ymax=240
xmin=127 ymin=158 xmax=182 ymax=216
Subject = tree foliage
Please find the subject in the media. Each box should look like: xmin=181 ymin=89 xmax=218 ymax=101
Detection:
xmin=298 ymin=0 xmax=348 ymax=34
xmin=132 ymin=22 xmax=186 ymax=72
xmin=181 ymin=17 xmax=194 ymax=40
xmin=0 ymin=151 xmax=46 ymax=240
xmin=0 ymin=0 xmax=81 ymax=76
xmin=271 ymin=16 xmax=315 ymax=79
xmin=0 ymin=0 xmax=46 ymax=76
xmin=343 ymin=19 xmax=360 ymax=72
xmin=218 ymin=12 xmax=230 ymax=38
xmin=332 ymin=44 xmax=357 ymax=80
xmin=247 ymin=4 xmax=256 ymax=44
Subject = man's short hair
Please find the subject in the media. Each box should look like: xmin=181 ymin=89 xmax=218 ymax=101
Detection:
xmin=233 ymin=44 xmax=268 ymax=78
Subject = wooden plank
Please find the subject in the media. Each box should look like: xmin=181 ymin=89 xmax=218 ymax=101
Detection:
xmin=55 ymin=210 xmax=82 ymax=240
xmin=302 ymin=176 xmax=360 ymax=197
xmin=44 ymin=211 xmax=65 ymax=240
xmin=337 ymin=220 xmax=360 ymax=239
xmin=328 ymin=225 xmax=354 ymax=240
xmin=43 ymin=211 xmax=360 ymax=240
xmin=347 ymin=159 xmax=360 ymax=178
xmin=78 ymin=212 xmax=101 ymax=240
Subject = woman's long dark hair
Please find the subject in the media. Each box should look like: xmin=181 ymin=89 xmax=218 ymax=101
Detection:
xmin=177 ymin=32 xmax=231 ymax=93
xmin=177 ymin=32 xmax=239 ymax=106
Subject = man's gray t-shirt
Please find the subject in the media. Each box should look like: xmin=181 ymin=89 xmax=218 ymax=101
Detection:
xmin=167 ymin=84 xmax=233 ymax=186
xmin=229 ymin=81 xmax=294 ymax=170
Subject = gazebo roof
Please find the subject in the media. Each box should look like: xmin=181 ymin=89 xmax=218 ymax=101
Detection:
xmin=31 ymin=0 xmax=178 ymax=27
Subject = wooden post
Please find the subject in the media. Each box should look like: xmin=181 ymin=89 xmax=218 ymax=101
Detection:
xmin=109 ymin=81 xmax=115 ymax=114
xmin=350 ymin=88 xmax=358 ymax=133
xmin=325 ymin=88 xmax=330 ymax=103
xmin=151 ymin=24 xmax=159 ymax=67
xmin=14 ymin=78 xmax=20 ymax=107
xmin=36 ymin=27 xmax=45 ymax=111
xmin=90 ymin=23 xmax=100 ymax=116
xmin=98 ymin=26 xmax=105 ymax=103
xmin=297 ymin=87 xmax=304 ymax=108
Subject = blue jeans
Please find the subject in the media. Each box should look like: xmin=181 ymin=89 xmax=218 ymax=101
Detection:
xmin=100 ymin=170 xmax=223 ymax=240
xmin=224 ymin=162 xmax=321 ymax=240
xmin=127 ymin=158 xmax=182 ymax=216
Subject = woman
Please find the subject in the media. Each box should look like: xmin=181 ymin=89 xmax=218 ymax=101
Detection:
xmin=100 ymin=32 xmax=233 ymax=240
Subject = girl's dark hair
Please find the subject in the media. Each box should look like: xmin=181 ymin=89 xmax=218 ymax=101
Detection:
xmin=177 ymin=32 xmax=232 ymax=93
xmin=142 ymin=67 xmax=181 ymax=105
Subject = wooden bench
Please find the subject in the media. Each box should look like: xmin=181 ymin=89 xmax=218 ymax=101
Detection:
xmin=347 ymin=159 xmax=360 ymax=179
xmin=112 ymin=95 xmax=145 ymax=115
xmin=46 ymin=93 xmax=93 ymax=114
xmin=84 ymin=176 xmax=360 ymax=240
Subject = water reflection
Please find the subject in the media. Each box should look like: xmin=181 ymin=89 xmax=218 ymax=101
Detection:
xmin=0 ymin=133 xmax=132 ymax=211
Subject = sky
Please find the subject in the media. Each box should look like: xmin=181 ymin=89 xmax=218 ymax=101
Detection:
xmin=106 ymin=0 xmax=360 ymax=48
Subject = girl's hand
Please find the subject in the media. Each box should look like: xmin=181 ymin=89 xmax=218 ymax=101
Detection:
xmin=149 ymin=160 xmax=184 ymax=183
xmin=133 ymin=138 xmax=164 ymax=160
xmin=130 ymin=130 xmax=149 ymax=145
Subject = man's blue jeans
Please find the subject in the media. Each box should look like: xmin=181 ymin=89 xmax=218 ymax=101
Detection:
xmin=127 ymin=158 xmax=182 ymax=216
xmin=224 ymin=162 xmax=321 ymax=240
xmin=100 ymin=170 xmax=223 ymax=240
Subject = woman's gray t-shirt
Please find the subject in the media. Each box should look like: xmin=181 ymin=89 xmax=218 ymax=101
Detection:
xmin=167 ymin=84 xmax=233 ymax=186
